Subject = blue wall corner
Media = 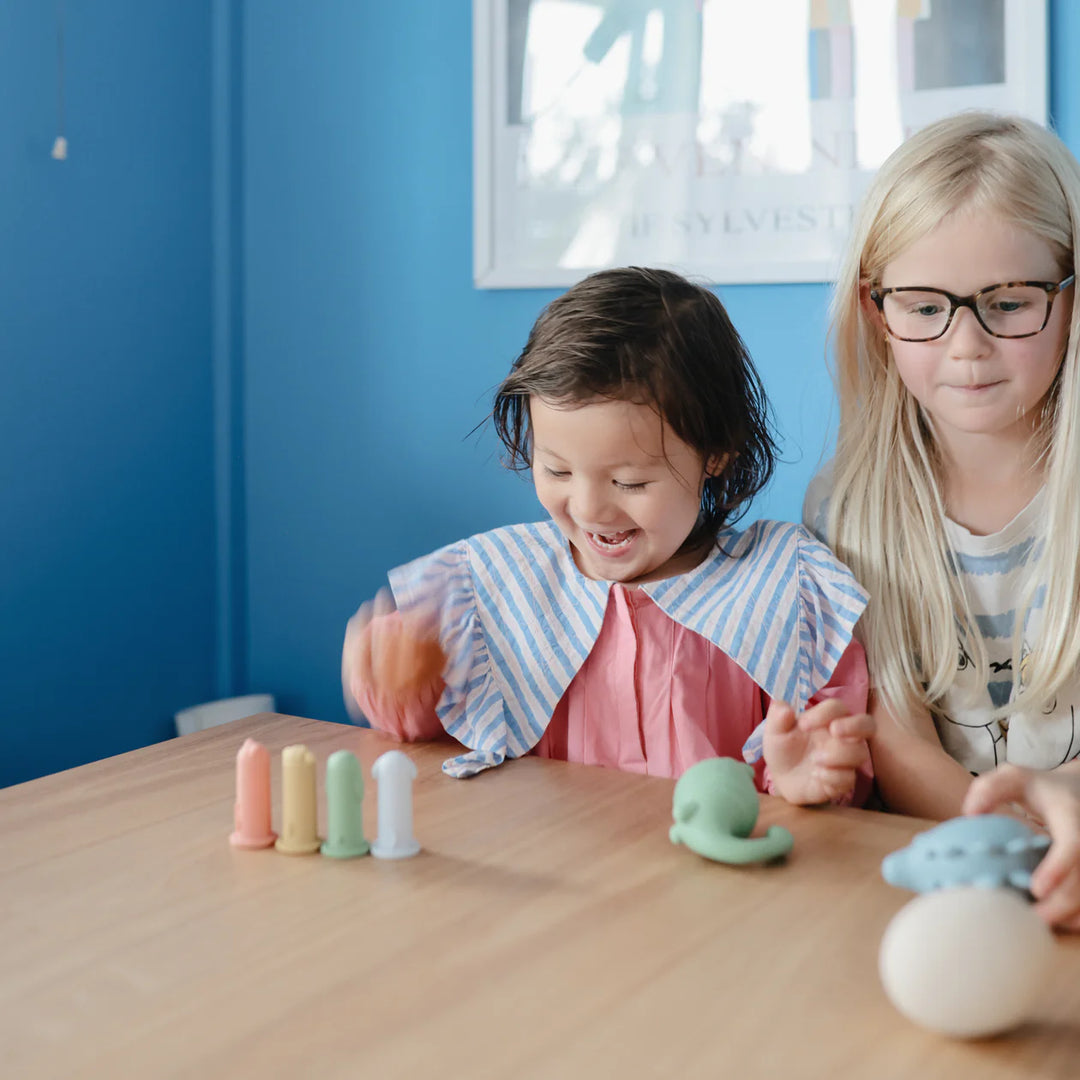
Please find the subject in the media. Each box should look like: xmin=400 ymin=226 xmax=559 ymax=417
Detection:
xmin=0 ymin=1 xmax=218 ymax=784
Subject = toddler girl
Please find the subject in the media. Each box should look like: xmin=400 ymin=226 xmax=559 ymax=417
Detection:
xmin=346 ymin=267 xmax=873 ymax=805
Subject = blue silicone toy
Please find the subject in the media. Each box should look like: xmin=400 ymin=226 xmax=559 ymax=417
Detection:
xmin=881 ymin=814 xmax=1050 ymax=894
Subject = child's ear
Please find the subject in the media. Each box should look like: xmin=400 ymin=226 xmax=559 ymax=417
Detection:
xmin=860 ymin=282 xmax=885 ymax=332
xmin=705 ymin=452 xmax=731 ymax=478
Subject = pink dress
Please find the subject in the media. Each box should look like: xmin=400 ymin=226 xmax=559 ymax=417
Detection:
xmin=352 ymin=585 xmax=870 ymax=799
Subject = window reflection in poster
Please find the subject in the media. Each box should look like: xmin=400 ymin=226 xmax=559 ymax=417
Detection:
xmin=474 ymin=0 xmax=1047 ymax=287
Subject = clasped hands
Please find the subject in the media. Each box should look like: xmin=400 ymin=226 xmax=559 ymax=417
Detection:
xmin=762 ymin=699 xmax=875 ymax=806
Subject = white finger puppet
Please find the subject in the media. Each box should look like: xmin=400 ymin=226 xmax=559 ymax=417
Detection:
xmin=370 ymin=750 xmax=420 ymax=859
xmin=878 ymin=886 xmax=1054 ymax=1038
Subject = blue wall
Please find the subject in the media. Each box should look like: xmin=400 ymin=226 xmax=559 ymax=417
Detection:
xmin=4 ymin=1 xmax=1077 ymax=783
xmin=242 ymin=1 xmax=1079 ymax=728
xmin=1 ymin=1 xmax=217 ymax=784
xmin=241 ymin=1 xmax=841 ymax=728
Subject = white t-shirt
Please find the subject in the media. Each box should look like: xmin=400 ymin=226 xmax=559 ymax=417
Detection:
xmin=804 ymin=472 xmax=1080 ymax=774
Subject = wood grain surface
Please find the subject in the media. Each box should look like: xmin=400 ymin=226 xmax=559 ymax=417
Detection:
xmin=2 ymin=714 xmax=1078 ymax=1079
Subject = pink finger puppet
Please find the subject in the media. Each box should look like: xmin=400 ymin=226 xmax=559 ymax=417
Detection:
xmin=229 ymin=738 xmax=277 ymax=849
xmin=370 ymin=750 xmax=420 ymax=859
xmin=274 ymin=744 xmax=322 ymax=855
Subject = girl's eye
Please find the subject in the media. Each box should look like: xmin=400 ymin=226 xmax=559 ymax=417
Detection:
xmin=614 ymin=480 xmax=647 ymax=491
xmin=988 ymin=297 xmax=1030 ymax=314
xmin=543 ymin=466 xmax=569 ymax=479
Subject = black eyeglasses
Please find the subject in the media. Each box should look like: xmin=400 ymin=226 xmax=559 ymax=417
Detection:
xmin=869 ymin=275 xmax=1075 ymax=342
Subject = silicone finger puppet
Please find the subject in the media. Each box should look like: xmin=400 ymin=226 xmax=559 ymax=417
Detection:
xmin=879 ymin=886 xmax=1053 ymax=1038
xmin=881 ymin=814 xmax=1050 ymax=894
xmin=321 ymin=750 xmax=370 ymax=859
xmin=275 ymin=744 xmax=322 ymax=855
xmin=370 ymin=750 xmax=420 ymax=859
xmin=229 ymin=738 xmax=277 ymax=849
xmin=669 ymin=757 xmax=793 ymax=864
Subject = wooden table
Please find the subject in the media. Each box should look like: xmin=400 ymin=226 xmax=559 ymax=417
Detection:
xmin=2 ymin=714 xmax=1078 ymax=1079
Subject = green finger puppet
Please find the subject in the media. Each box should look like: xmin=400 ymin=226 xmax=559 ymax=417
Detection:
xmin=670 ymin=757 xmax=793 ymax=865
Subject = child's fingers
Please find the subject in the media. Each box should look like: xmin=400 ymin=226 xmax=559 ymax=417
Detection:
xmin=811 ymin=765 xmax=856 ymax=801
xmin=360 ymin=591 xmax=402 ymax=685
xmin=1057 ymin=909 xmax=1080 ymax=933
xmin=1029 ymin=792 xmax=1080 ymax=898
xmin=964 ymin=763 xmax=1080 ymax=926
xmin=367 ymin=611 xmax=395 ymax=686
xmin=385 ymin=627 xmax=414 ymax=691
xmin=965 ymin=764 xmax=1080 ymax=863
xmin=795 ymin=699 xmax=851 ymax=733
xmin=372 ymin=586 xmax=396 ymax=619
xmin=961 ymin=763 xmax=1032 ymax=816
xmin=343 ymin=598 xmax=381 ymax=681
xmin=812 ymin=737 xmax=869 ymax=771
xmin=343 ymin=599 xmax=374 ymax=652
xmin=827 ymin=712 xmax=875 ymax=741
xmin=764 ymin=699 xmax=798 ymax=736
xmin=411 ymin=635 xmax=447 ymax=684
xmin=354 ymin=627 xmax=376 ymax=688
xmin=374 ymin=616 xmax=418 ymax=693
xmin=367 ymin=610 xmax=445 ymax=697
xmin=342 ymin=606 xmax=380 ymax=721
xmin=394 ymin=586 xmax=445 ymax=642
xmin=343 ymin=606 xmax=377 ymax=685
xmin=1033 ymin=862 xmax=1080 ymax=930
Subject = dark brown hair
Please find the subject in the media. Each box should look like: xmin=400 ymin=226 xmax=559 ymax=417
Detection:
xmin=492 ymin=267 xmax=776 ymax=543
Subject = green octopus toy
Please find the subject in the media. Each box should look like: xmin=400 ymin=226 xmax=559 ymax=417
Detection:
xmin=670 ymin=757 xmax=794 ymax=864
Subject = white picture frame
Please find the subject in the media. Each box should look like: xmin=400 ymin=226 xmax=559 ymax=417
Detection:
xmin=473 ymin=0 xmax=1048 ymax=288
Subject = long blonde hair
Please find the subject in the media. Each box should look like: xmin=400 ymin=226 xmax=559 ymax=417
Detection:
xmin=827 ymin=111 xmax=1080 ymax=723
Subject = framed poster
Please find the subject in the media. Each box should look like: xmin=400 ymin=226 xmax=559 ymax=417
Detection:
xmin=473 ymin=0 xmax=1048 ymax=288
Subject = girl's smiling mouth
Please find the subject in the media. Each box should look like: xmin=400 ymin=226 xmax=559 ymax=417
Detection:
xmin=584 ymin=529 xmax=638 ymax=555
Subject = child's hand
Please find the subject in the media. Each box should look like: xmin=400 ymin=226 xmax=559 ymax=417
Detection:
xmin=762 ymin=699 xmax=875 ymax=806
xmin=342 ymin=588 xmax=446 ymax=741
xmin=963 ymin=762 xmax=1080 ymax=931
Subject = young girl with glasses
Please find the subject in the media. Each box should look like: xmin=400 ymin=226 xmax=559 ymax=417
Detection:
xmin=806 ymin=111 xmax=1080 ymax=927
xmin=343 ymin=266 xmax=874 ymax=806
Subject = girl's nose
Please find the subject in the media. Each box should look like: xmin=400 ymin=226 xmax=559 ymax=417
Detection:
xmin=572 ymin=480 xmax=616 ymax=526
xmin=945 ymin=306 xmax=993 ymax=359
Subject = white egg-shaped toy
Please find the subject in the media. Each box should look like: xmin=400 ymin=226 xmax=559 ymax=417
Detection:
xmin=879 ymin=886 xmax=1053 ymax=1038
